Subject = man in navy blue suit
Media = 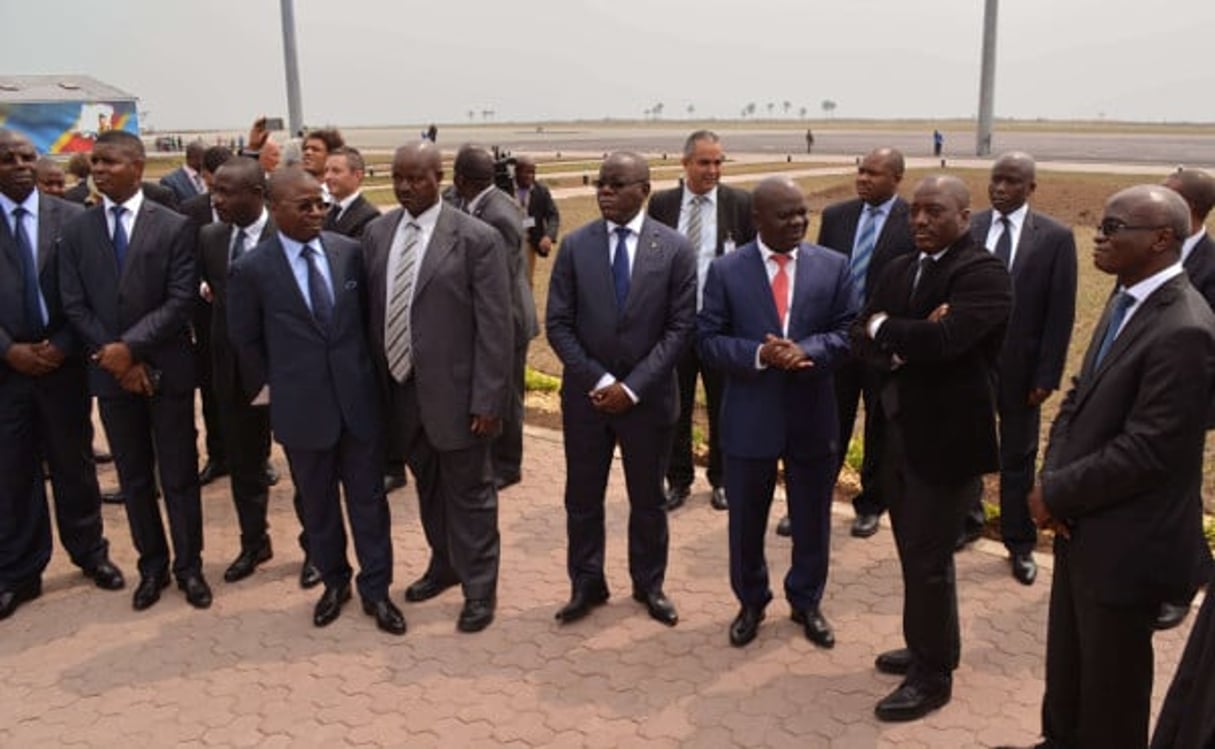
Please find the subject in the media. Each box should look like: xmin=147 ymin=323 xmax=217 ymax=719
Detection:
xmin=698 ymin=176 xmax=858 ymax=648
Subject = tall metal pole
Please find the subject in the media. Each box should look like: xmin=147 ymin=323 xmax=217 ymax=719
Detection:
xmin=280 ymin=0 xmax=304 ymax=135
xmin=976 ymin=0 xmax=998 ymax=156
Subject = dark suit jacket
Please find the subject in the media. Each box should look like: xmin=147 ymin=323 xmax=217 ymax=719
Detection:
xmin=59 ymin=196 xmax=198 ymax=397
xmin=698 ymin=241 xmax=858 ymax=459
xmin=545 ymin=216 xmax=697 ymax=425
xmin=522 ymin=181 xmax=560 ymax=250
xmin=0 ymin=194 xmax=85 ymax=370
xmin=1043 ymin=274 xmax=1215 ymax=605
xmin=178 ymin=193 xmax=214 ymax=231
xmin=323 ymin=193 xmax=380 ymax=239
xmin=970 ymin=208 xmax=1077 ymax=397
xmin=646 ymin=182 xmax=755 ymax=256
xmin=363 ymin=203 xmax=513 ymax=451
xmin=226 ymin=231 xmax=380 ymax=451
xmin=851 ymin=235 xmax=1012 ymax=484
xmin=63 ymin=182 xmax=90 ymax=205
xmin=471 ymin=187 xmax=539 ymax=342
xmin=1183 ymin=232 xmax=1215 ymax=309
xmin=160 ymin=167 xmax=201 ymax=205
xmin=817 ymin=196 xmax=915 ymax=299
xmin=141 ymin=181 xmax=180 ymax=212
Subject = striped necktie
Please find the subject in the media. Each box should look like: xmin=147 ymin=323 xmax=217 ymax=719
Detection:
xmin=685 ymin=194 xmax=705 ymax=252
xmin=851 ymin=205 xmax=879 ymax=298
xmin=385 ymin=222 xmax=421 ymax=382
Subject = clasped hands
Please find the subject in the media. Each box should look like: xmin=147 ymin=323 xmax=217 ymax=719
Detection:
xmin=589 ymin=382 xmax=632 ymax=414
xmin=1027 ymin=483 xmax=1071 ymax=540
xmin=760 ymin=334 xmax=813 ymax=371
xmin=93 ymin=341 xmax=155 ymax=396
xmin=470 ymin=414 xmax=500 ymax=437
xmin=4 ymin=340 xmax=65 ymax=377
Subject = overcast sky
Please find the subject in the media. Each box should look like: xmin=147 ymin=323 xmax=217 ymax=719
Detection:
xmin=5 ymin=0 xmax=1213 ymax=131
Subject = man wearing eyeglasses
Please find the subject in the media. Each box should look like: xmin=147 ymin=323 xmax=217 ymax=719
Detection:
xmin=546 ymin=152 xmax=697 ymax=627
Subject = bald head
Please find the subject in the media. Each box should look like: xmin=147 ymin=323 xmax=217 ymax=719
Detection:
xmin=910 ymin=175 xmax=971 ymax=252
xmin=1162 ymin=168 xmax=1215 ymax=232
xmin=453 ymin=145 xmax=496 ymax=200
xmin=267 ymin=167 xmax=324 ymax=242
xmin=1097 ymin=184 xmax=1190 ymax=286
xmin=753 ymin=176 xmax=809 ymax=252
xmin=595 ymin=152 xmax=650 ymax=225
xmin=856 ymin=148 xmax=904 ymax=206
xmin=212 ymin=158 xmax=266 ymax=227
xmin=216 ymin=156 xmax=265 ymax=192
xmin=1109 ymin=184 xmax=1191 ymax=242
xmin=267 ymin=166 xmax=317 ymax=203
xmin=392 ymin=141 xmax=443 ymax=215
xmin=989 ymin=151 xmax=1037 ymax=215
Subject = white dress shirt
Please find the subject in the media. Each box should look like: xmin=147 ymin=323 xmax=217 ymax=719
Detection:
xmin=102 ymin=190 xmax=144 ymax=242
xmin=1113 ymin=262 xmax=1185 ymax=339
xmin=277 ymin=232 xmax=334 ymax=313
xmin=383 ymin=199 xmax=443 ymax=337
xmin=984 ymin=202 xmax=1028 ymax=269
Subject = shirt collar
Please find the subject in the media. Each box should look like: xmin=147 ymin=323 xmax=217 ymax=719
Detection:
xmin=682 ymin=184 xmax=717 ymax=207
xmin=403 ymin=198 xmax=443 ymax=231
xmin=236 ymin=207 xmax=269 ymax=239
xmin=0 ymin=188 xmax=38 ymax=219
xmin=467 ymin=184 xmax=497 ymax=214
xmin=995 ymin=202 xmax=1029 ymax=230
xmin=334 ymin=191 xmax=361 ymax=212
xmin=1121 ymin=262 xmax=1185 ymax=304
xmin=864 ymin=194 xmax=897 ymax=216
xmin=102 ymin=189 xmax=143 ymax=218
xmin=278 ymin=231 xmax=321 ymax=261
xmin=606 ymin=210 xmax=646 ymax=238
xmin=757 ymin=236 xmax=799 ymax=262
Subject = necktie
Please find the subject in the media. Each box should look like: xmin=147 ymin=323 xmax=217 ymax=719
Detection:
xmin=994 ymin=215 xmax=1013 ymax=267
xmin=771 ymin=253 xmax=790 ymax=331
xmin=612 ymin=226 xmax=631 ymax=315
xmin=230 ymin=227 xmax=248 ymax=262
xmin=911 ymin=255 xmax=931 ymax=297
xmin=385 ymin=222 xmax=421 ymax=382
xmin=111 ymin=205 xmax=129 ymax=271
xmin=11 ymin=207 xmax=45 ymax=335
xmin=1093 ymin=291 xmax=1136 ymax=369
xmin=685 ymin=194 xmax=705 ymax=253
xmin=304 ymin=244 xmax=334 ymax=329
xmin=851 ymin=205 xmax=879 ymax=298
xmin=325 ymin=203 xmax=342 ymax=229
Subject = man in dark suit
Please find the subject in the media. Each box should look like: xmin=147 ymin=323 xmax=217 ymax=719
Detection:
xmin=1019 ymin=185 xmax=1215 ymax=749
xmin=58 ymin=130 xmax=210 ymax=612
xmin=62 ymin=153 xmax=91 ymax=205
xmin=698 ymin=176 xmax=857 ymax=648
xmin=159 ymin=140 xmax=206 ymax=205
xmin=178 ymin=146 xmax=235 ymax=231
xmin=959 ymin=152 xmax=1076 ymax=584
xmin=514 ymin=156 xmax=560 ymax=288
xmin=852 ymin=175 xmax=1012 ymax=721
xmin=452 ymin=145 xmax=539 ymax=490
xmin=815 ymin=147 xmax=916 ymax=539
xmin=226 ymin=167 xmax=404 ymax=635
xmin=0 ymin=130 xmax=125 ymax=621
xmin=363 ymin=142 xmax=511 ymax=633
xmin=546 ymin=151 xmax=697 ymax=627
xmin=322 ymin=147 xmax=380 ymax=240
xmin=648 ymin=130 xmax=755 ymax=512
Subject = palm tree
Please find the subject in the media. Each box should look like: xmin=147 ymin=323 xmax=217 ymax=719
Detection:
xmin=686 ymin=103 xmax=695 ymax=119
xmin=799 ymin=106 xmax=808 ymax=119
xmin=652 ymin=102 xmax=664 ymax=119
xmin=782 ymin=100 xmax=792 ymax=117
xmin=766 ymin=102 xmax=775 ymax=118
xmin=467 ymin=110 xmax=475 ymax=121
xmin=745 ymin=102 xmax=757 ymax=118
xmin=821 ymin=99 xmax=837 ymax=118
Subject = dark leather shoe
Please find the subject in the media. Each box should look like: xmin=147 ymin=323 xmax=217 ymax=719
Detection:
xmin=1155 ymin=601 xmax=1191 ymax=631
xmin=791 ymin=607 xmax=834 ymax=648
xmin=663 ymin=485 xmax=689 ymax=512
xmin=363 ymin=598 xmax=407 ymax=635
xmin=955 ymin=526 xmax=982 ymax=551
xmin=403 ymin=573 xmax=459 ymax=603
xmin=101 ymin=489 xmax=125 ymax=505
xmin=313 ymin=583 xmax=351 ymax=627
xmin=555 ymin=581 xmax=610 ymax=624
xmin=93 ymin=448 xmax=113 ymax=464
xmin=83 ymin=558 xmax=125 ymax=590
xmin=457 ymin=598 xmax=496 ymax=632
xmin=729 ymin=606 xmax=766 ymax=647
xmin=132 ymin=572 xmax=170 ymax=611
xmin=299 ymin=559 xmax=323 ymax=589
xmin=383 ymin=473 xmax=407 ymax=493
xmin=494 ymin=474 xmax=521 ymax=491
xmin=1011 ymin=552 xmax=1037 ymax=586
xmin=851 ymin=513 xmax=881 ymax=538
xmin=875 ymin=677 xmax=952 ymax=722
xmin=710 ymin=486 xmax=728 ymax=511
xmin=263 ymin=463 xmax=280 ymax=487
xmin=775 ymin=515 xmax=792 ymax=537
xmin=224 ymin=541 xmax=273 ymax=583
xmin=198 ymin=459 xmax=229 ymax=486
xmin=633 ymin=589 xmax=678 ymax=626
xmin=179 ymin=573 xmax=213 ymax=609
xmin=0 ymin=578 xmax=42 ymax=620
xmin=875 ymin=647 xmax=914 ymax=675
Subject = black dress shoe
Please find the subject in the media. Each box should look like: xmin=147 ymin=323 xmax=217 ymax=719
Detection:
xmin=663 ymin=485 xmax=689 ymax=512
xmin=383 ymin=473 xmax=407 ymax=493
xmin=263 ymin=463 xmax=280 ymax=487
xmin=875 ymin=647 xmax=914 ymax=675
xmin=179 ymin=573 xmax=213 ymax=609
xmin=710 ymin=486 xmax=728 ymax=511
xmin=1011 ymin=552 xmax=1037 ymax=586
xmin=224 ymin=541 xmax=273 ymax=583
xmin=299 ymin=559 xmax=323 ymax=589
xmin=363 ymin=598 xmax=407 ymax=635
xmin=875 ymin=677 xmax=952 ymax=722
xmin=93 ymin=449 xmax=114 ymax=464
xmin=729 ymin=606 xmax=766 ymax=647
xmin=83 ymin=558 xmax=126 ymax=590
xmin=851 ymin=513 xmax=881 ymax=538
xmin=1155 ymin=601 xmax=1191 ymax=631
xmin=403 ymin=573 xmax=459 ymax=603
xmin=494 ymin=474 xmax=522 ymax=491
xmin=0 ymin=578 xmax=42 ymax=620
xmin=775 ymin=515 xmax=792 ymax=537
xmin=198 ymin=459 xmax=229 ymax=486
xmin=313 ymin=583 xmax=352 ymax=627
xmin=791 ymin=607 xmax=834 ymax=648
xmin=457 ymin=598 xmax=496 ymax=632
xmin=132 ymin=572 xmax=170 ymax=611
xmin=955 ymin=526 xmax=982 ymax=551
xmin=101 ymin=489 xmax=125 ymax=505
xmin=633 ymin=589 xmax=678 ymax=626
xmin=555 ymin=582 xmax=610 ymax=623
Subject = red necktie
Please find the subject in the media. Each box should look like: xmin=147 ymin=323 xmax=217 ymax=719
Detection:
xmin=771 ymin=253 xmax=790 ymax=330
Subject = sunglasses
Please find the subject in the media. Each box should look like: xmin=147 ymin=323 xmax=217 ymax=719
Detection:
xmin=1097 ymin=218 xmax=1168 ymax=236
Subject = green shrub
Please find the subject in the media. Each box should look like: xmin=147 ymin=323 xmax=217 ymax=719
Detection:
xmin=524 ymin=367 xmax=560 ymax=393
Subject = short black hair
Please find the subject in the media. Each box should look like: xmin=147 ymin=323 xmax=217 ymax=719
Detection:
xmin=95 ymin=130 xmax=145 ymax=158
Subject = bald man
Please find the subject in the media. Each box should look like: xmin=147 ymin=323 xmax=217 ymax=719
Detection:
xmin=852 ymin=175 xmax=1011 ymax=721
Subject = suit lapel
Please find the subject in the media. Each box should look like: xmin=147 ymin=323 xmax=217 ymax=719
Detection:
xmin=36 ymin=195 xmax=55 ymax=274
xmin=623 ymin=219 xmax=667 ymax=319
xmin=586 ymin=220 xmax=618 ymax=317
xmin=715 ymin=188 xmax=732 ymax=254
xmin=1010 ymin=210 xmax=1039 ymax=279
xmin=121 ymin=200 xmax=159 ymax=289
xmin=874 ymin=198 xmax=905 ymax=255
xmin=88 ymin=205 xmax=121 ymax=286
xmin=737 ymin=243 xmax=782 ymax=332
xmin=414 ymin=204 xmax=454 ymax=299
xmin=322 ymin=237 xmax=346 ymax=332
xmin=267 ymin=235 xmax=323 ymax=335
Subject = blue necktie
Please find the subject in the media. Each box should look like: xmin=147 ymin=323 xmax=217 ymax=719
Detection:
xmin=994 ymin=215 xmax=1013 ymax=267
xmin=1093 ymin=291 xmax=1135 ymax=369
xmin=612 ymin=226 xmax=631 ymax=315
xmin=230 ymin=227 xmax=248 ymax=262
xmin=304 ymin=244 xmax=334 ymax=329
xmin=851 ymin=205 xmax=879 ymax=298
xmin=11 ymin=207 xmax=45 ymax=336
xmin=111 ymin=205 xmax=129 ymax=271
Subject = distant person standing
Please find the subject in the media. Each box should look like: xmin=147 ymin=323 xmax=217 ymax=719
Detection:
xmin=805 ymin=128 xmax=815 ymax=154
xmin=514 ymin=156 xmax=560 ymax=288
xmin=932 ymin=129 xmax=944 ymax=158
xmin=426 ymin=124 xmax=438 ymax=143
xmin=62 ymin=153 xmax=91 ymax=205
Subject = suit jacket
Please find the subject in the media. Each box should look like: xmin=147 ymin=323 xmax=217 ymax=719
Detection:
xmin=226 ymin=231 xmax=380 ymax=451
xmin=817 ymin=196 xmax=915 ymax=300
xmin=0 ymin=194 xmax=85 ymax=373
xmin=545 ymin=216 xmax=697 ymax=424
xmin=646 ymin=182 xmax=756 ymax=257
xmin=522 ymin=180 xmax=560 ymax=250
xmin=471 ymin=187 xmax=539 ymax=342
xmin=141 ymin=181 xmax=180 ymax=212
xmin=59 ymin=196 xmax=198 ymax=397
xmin=1043 ymin=274 xmax=1215 ymax=605
xmin=323 ymin=193 xmax=380 ymax=239
xmin=851 ymin=235 xmax=1012 ymax=484
xmin=363 ymin=203 xmax=513 ymax=451
xmin=1183 ymin=232 xmax=1215 ymax=309
xmin=178 ymin=193 xmax=215 ymax=231
xmin=160 ymin=166 xmax=202 ymax=205
xmin=62 ymin=182 xmax=90 ymax=205
xmin=698 ymin=241 xmax=858 ymax=459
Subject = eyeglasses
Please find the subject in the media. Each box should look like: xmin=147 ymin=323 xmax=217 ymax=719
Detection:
xmin=593 ymin=178 xmax=646 ymax=191
xmin=1097 ymin=218 xmax=1168 ymax=236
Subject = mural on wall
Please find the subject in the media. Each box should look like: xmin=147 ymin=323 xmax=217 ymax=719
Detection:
xmin=0 ymin=100 xmax=139 ymax=153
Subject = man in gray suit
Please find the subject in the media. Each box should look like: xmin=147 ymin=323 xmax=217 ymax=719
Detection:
xmin=546 ymin=151 xmax=697 ymax=627
xmin=451 ymin=145 xmax=539 ymax=490
xmin=363 ymin=142 xmax=512 ymax=633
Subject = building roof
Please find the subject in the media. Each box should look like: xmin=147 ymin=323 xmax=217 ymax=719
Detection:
xmin=0 ymin=75 xmax=137 ymax=104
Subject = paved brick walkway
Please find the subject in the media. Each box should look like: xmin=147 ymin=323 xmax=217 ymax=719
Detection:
xmin=1 ymin=424 xmax=1198 ymax=747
